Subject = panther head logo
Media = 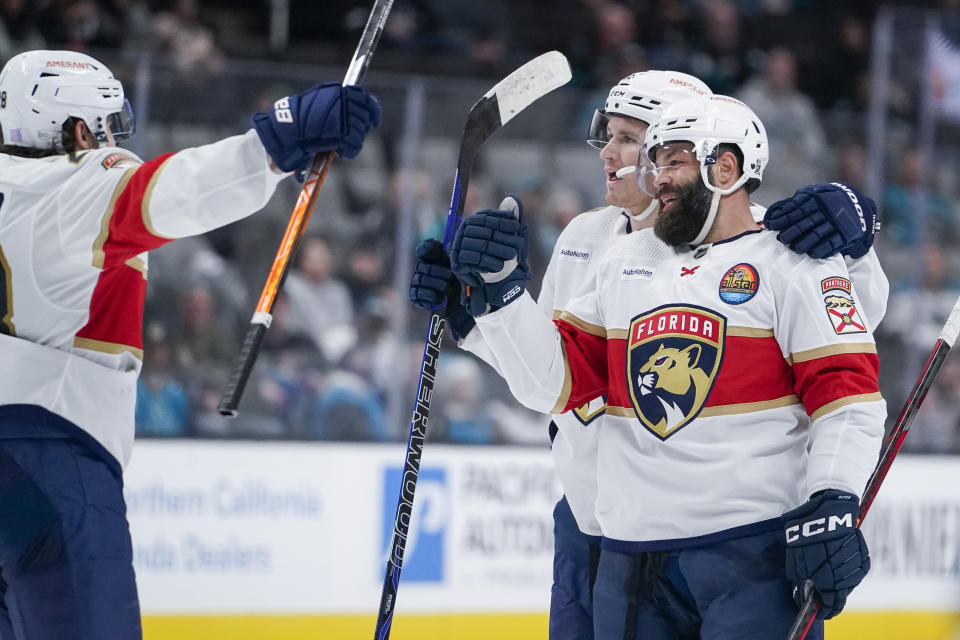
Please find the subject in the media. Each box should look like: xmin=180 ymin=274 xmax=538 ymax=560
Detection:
xmin=627 ymin=306 xmax=725 ymax=439
xmin=636 ymin=343 xmax=712 ymax=433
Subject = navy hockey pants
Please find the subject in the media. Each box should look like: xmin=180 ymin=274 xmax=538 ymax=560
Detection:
xmin=550 ymin=496 xmax=601 ymax=640
xmin=0 ymin=407 xmax=141 ymax=640
xmin=593 ymin=529 xmax=824 ymax=640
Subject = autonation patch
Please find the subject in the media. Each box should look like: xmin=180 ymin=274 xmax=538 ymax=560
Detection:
xmin=381 ymin=466 xmax=448 ymax=582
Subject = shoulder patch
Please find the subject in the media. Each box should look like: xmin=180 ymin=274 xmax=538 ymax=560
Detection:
xmin=101 ymin=152 xmax=141 ymax=170
xmin=822 ymin=277 xmax=866 ymax=334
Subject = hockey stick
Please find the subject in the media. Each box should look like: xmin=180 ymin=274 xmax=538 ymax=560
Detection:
xmin=787 ymin=294 xmax=960 ymax=640
xmin=374 ymin=51 xmax=571 ymax=640
xmin=218 ymin=0 xmax=394 ymax=417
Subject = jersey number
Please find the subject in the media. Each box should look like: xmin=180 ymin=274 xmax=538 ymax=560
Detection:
xmin=0 ymin=193 xmax=13 ymax=335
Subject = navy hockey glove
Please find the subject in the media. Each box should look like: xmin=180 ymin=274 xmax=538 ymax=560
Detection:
xmin=782 ymin=490 xmax=870 ymax=620
xmin=409 ymin=239 xmax=476 ymax=341
xmin=764 ymin=183 xmax=877 ymax=259
xmin=450 ymin=196 xmax=531 ymax=317
xmin=251 ymin=82 xmax=382 ymax=172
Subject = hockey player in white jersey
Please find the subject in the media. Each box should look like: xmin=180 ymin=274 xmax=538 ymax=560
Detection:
xmin=0 ymin=50 xmax=381 ymax=640
xmin=410 ymin=73 xmax=887 ymax=638
xmin=445 ymin=95 xmax=884 ymax=639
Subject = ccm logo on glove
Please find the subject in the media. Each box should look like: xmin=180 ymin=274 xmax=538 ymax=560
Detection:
xmin=785 ymin=512 xmax=854 ymax=543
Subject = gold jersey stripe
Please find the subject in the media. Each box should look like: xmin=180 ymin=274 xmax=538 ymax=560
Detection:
xmin=141 ymin=156 xmax=177 ymax=240
xmin=0 ymin=246 xmax=15 ymax=335
xmin=811 ymin=391 xmax=884 ymax=421
xmin=92 ymin=167 xmax=137 ymax=268
xmin=727 ymin=326 xmax=775 ymax=338
xmin=125 ymin=256 xmax=148 ymax=279
xmin=73 ymin=336 xmax=144 ymax=360
xmin=699 ymin=394 xmax=801 ymax=417
xmin=792 ymin=342 xmax=877 ymax=364
xmin=551 ymin=339 xmax=574 ymax=414
xmin=604 ymin=395 xmax=801 ymax=419
xmin=555 ymin=310 xmax=606 ymax=337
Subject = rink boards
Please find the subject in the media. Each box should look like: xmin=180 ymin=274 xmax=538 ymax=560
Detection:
xmin=126 ymin=441 xmax=960 ymax=639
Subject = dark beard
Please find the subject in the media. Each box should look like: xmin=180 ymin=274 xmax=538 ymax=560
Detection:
xmin=654 ymin=177 xmax=714 ymax=247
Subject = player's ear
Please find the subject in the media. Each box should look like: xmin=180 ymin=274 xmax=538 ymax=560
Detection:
xmin=713 ymin=150 xmax=739 ymax=190
xmin=72 ymin=120 xmax=99 ymax=151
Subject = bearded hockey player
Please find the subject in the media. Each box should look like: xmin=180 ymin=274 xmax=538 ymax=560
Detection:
xmin=446 ymin=95 xmax=884 ymax=639
xmin=411 ymin=72 xmax=886 ymax=638
xmin=0 ymin=50 xmax=380 ymax=640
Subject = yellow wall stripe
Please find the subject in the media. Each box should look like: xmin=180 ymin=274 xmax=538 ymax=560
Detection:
xmin=141 ymin=612 xmax=960 ymax=640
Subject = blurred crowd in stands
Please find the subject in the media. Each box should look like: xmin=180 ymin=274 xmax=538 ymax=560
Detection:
xmin=6 ymin=0 xmax=960 ymax=453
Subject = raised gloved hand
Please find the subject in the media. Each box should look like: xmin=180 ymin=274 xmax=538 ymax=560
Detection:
xmin=764 ymin=182 xmax=877 ymax=259
xmin=782 ymin=490 xmax=870 ymax=619
xmin=409 ymin=239 xmax=476 ymax=341
xmin=449 ymin=196 xmax=531 ymax=317
xmin=251 ymin=82 xmax=382 ymax=173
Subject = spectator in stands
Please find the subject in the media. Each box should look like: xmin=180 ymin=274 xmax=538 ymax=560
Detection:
xmin=690 ymin=0 xmax=750 ymax=94
xmin=135 ymin=323 xmax=190 ymax=437
xmin=153 ymin=0 xmax=226 ymax=76
xmin=284 ymin=235 xmax=357 ymax=364
xmin=0 ymin=0 xmax=45 ymax=60
xmin=881 ymin=147 xmax=959 ymax=247
xmin=737 ymin=46 xmax=828 ymax=201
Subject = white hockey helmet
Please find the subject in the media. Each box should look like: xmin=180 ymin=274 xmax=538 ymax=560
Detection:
xmin=641 ymin=94 xmax=767 ymax=197
xmin=0 ymin=50 xmax=134 ymax=151
xmin=586 ymin=70 xmax=712 ymax=149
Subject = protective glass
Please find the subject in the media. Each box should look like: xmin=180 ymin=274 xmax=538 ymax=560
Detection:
xmin=586 ymin=109 xmax=611 ymax=150
xmin=100 ymin=99 xmax=136 ymax=142
xmin=637 ymin=142 xmax=699 ymax=197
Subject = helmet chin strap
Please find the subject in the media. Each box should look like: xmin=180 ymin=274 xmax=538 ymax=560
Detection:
xmin=629 ymin=198 xmax=659 ymax=225
xmin=689 ymin=188 xmax=722 ymax=247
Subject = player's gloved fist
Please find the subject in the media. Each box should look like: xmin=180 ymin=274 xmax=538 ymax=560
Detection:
xmin=409 ymin=239 xmax=476 ymax=341
xmin=252 ymin=82 xmax=382 ymax=172
xmin=782 ymin=490 xmax=870 ymax=619
xmin=450 ymin=196 xmax=531 ymax=317
xmin=764 ymin=183 xmax=877 ymax=259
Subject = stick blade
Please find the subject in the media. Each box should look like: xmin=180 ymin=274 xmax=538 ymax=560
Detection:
xmin=486 ymin=51 xmax=572 ymax=126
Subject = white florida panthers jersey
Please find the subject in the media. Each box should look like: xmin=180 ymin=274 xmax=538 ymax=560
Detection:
xmin=0 ymin=130 xmax=286 ymax=467
xmin=464 ymin=203 xmax=888 ymax=539
xmin=473 ymin=226 xmax=887 ymax=549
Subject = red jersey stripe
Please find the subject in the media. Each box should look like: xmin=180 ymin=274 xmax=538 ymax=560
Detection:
xmin=102 ymin=153 xmax=176 ymax=266
xmin=792 ymin=351 xmax=880 ymax=417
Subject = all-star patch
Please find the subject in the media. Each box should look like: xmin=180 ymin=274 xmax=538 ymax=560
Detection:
xmin=822 ymin=276 xmax=866 ymax=334
xmin=718 ymin=263 xmax=759 ymax=305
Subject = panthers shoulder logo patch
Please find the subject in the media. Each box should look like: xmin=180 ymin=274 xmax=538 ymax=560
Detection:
xmin=822 ymin=277 xmax=866 ymax=334
xmin=626 ymin=305 xmax=726 ymax=439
